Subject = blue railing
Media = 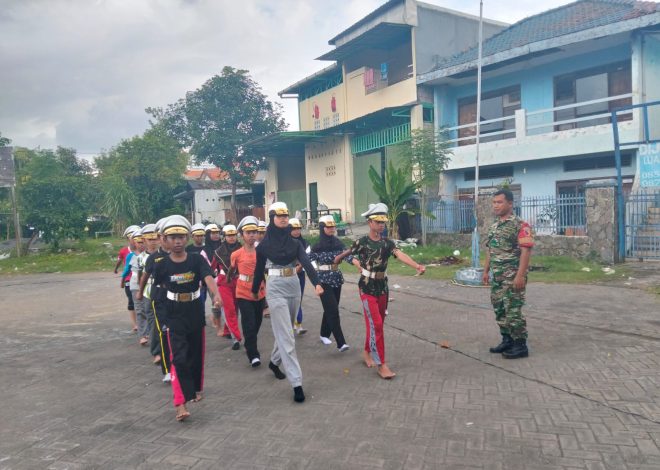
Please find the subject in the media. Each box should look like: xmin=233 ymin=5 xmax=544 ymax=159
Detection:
xmin=625 ymin=189 xmax=660 ymax=259
xmin=425 ymin=194 xmax=587 ymax=235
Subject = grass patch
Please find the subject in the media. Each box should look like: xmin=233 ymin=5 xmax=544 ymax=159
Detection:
xmin=0 ymin=237 xmax=122 ymax=275
xmin=0 ymin=236 xmax=630 ymax=285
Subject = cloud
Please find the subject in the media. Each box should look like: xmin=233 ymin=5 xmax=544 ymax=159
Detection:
xmin=0 ymin=0 xmax=572 ymax=153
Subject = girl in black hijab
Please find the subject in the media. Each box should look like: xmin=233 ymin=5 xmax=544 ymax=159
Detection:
xmin=252 ymin=202 xmax=323 ymax=403
xmin=309 ymin=215 xmax=351 ymax=351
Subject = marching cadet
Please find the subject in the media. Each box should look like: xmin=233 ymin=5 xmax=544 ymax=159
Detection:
xmin=482 ymin=189 xmax=533 ymax=359
xmin=122 ymin=229 xmax=148 ymax=345
xmin=309 ymin=215 xmax=351 ymax=351
xmin=115 ymin=225 xmax=140 ymax=332
xmin=231 ymin=216 xmax=266 ymax=367
xmin=335 ymin=203 xmax=425 ymax=380
xmin=256 ymin=220 xmax=267 ymax=244
xmin=289 ymin=218 xmax=308 ymax=335
xmin=139 ymin=223 xmax=163 ymax=365
xmin=211 ymin=224 xmax=242 ymax=348
xmin=137 ymin=215 xmax=222 ymax=422
xmin=186 ymin=223 xmax=207 ymax=256
xmin=252 ymin=202 xmax=323 ymax=403
xmin=204 ymin=223 xmax=224 ymax=333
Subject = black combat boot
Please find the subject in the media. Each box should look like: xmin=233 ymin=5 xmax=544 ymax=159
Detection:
xmin=489 ymin=334 xmax=513 ymax=353
xmin=502 ymin=339 xmax=528 ymax=359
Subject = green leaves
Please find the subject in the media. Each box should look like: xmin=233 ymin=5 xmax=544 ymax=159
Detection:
xmin=368 ymin=160 xmax=417 ymax=240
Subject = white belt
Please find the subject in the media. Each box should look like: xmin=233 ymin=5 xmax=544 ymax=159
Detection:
xmin=218 ymin=268 xmax=226 ymax=276
xmin=317 ymin=264 xmax=339 ymax=271
xmin=166 ymin=289 xmax=201 ymax=302
xmin=361 ymin=269 xmax=387 ymax=280
xmin=238 ymin=274 xmax=252 ymax=282
xmin=268 ymin=268 xmax=296 ymax=277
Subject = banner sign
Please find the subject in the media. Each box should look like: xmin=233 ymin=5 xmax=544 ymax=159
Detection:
xmin=639 ymin=143 xmax=660 ymax=188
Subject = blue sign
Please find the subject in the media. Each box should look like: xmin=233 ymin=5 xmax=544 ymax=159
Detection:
xmin=639 ymin=143 xmax=660 ymax=188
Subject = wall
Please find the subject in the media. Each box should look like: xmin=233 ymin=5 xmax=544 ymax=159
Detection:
xmin=298 ymin=84 xmax=346 ymax=132
xmin=304 ymin=136 xmax=355 ymax=221
xmin=194 ymin=190 xmax=225 ymax=225
xmin=415 ymin=6 xmax=505 ymax=75
xmin=345 ymin=68 xmax=417 ymax=122
xmin=642 ymin=32 xmax=660 ymax=141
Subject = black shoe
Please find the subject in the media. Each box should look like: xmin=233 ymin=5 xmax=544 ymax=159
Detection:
xmin=269 ymin=361 xmax=286 ymax=380
xmin=251 ymin=357 xmax=261 ymax=368
xmin=232 ymin=341 xmax=240 ymax=351
xmin=293 ymin=386 xmax=305 ymax=403
xmin=489 ymin=334 xmax=513 ymax=353
xmin=502 ymin=339 xmax=529 ymax=359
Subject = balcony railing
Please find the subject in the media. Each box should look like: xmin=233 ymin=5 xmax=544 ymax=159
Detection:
xmin=443 ymin=94 xmax=634 ymax=147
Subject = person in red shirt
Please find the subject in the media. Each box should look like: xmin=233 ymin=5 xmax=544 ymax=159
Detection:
xmin=115 ymin=225 xmax=139 ymax=332
xmin=231 ymin=216 xmax=266 ymax=367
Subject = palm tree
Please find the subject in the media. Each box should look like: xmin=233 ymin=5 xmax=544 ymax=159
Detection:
xmin=100 ymin=176 xmax=139 ymax=235
xmin=368 ymin=160 xmax=417 ymax=240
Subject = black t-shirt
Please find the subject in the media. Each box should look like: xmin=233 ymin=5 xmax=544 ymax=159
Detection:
xmin=152 ymin=253 xmax=212 ymax=294
xmin=145 ymin=248 xmax=168 ymax=275
xmin=185 ymin=244 xmax=204 ymax=255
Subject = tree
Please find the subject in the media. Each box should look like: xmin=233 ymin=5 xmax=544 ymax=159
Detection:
xmin=17 ymin=147 xmax=94 ymax=249
xmin=368 ymin=160 xmax=418 ymax=241
xmin=148 ymin=66 xmax=287 ymax=223
xmin=399 ymin=128 xmax=452 ymax=244
xmin=0 ymin=131 xmax=11 ymax=146
xmin=95 ymin=127 xmax=187 ymax=223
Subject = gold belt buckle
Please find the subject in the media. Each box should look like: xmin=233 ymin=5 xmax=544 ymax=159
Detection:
xmin=282 ymin=268 xmax=294 ymax=276
xmin=179 ymin=292 xmax=192 ymax=302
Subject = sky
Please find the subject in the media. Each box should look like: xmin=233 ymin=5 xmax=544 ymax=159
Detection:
xmin=0 ymin=0 xmax=574 ymax=159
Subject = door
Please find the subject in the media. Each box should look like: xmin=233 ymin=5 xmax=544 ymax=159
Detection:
xmin=309 ymin=182 xmax=318 ymax=222
xmin=352 ymin=151 xmax=382 ymax=219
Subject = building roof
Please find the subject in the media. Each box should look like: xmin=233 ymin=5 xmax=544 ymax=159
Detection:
xmin=424 ymin=0 xmax=659 ymax=75
xmin=184 ymin=167 xmax=227 ymax=181
xmin=279 ymin=63 xmax=340 ymax=96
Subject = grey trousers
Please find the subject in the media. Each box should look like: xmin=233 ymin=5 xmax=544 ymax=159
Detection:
xmin=132 ymin=290 xmax=153 ymax=339
xmin=267 ymin=276 xmax=302 ymax=388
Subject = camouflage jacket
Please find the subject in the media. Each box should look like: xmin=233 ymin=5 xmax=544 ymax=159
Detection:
xmin=486 ymin=215 xmax=534 ymax=268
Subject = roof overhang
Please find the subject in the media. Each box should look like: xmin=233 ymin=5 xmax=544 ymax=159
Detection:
xmin=279 ymin=63 xmax=340 ymax=96
xmin=328 ymin=0 xmax=405 ymax=46
xmin=318 ymin=23 xmax=412 ymax=62
xmin=243 ymin=131 xmax=330 ymax=157
xmin=418 ymin=12 xmax=660 ymax=85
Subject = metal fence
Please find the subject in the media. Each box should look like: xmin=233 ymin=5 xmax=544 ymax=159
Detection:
xmin=625 ymin=189 xmax=660 ymax=259
xmin=424 ymin=194 xmax=587 ymax=236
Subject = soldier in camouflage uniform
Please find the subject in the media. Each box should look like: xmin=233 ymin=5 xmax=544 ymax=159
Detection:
xmin=482 ymin=189 xmax=534 ymax=359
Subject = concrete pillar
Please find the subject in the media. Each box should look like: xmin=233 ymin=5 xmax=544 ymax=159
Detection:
xmin=585 ymin=179 xmax=619 ymax=263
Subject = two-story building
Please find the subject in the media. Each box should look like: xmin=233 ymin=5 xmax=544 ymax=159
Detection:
xmin=418 ymin=0 xmax=660 ymax=202
xmin=248 ymin=0 xmax=506 ymax=222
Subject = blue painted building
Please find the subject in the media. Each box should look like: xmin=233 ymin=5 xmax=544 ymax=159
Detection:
xmin=418 ymin=0 xmax=660 ymax=200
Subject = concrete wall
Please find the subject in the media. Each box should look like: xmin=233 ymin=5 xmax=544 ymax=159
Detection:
xmin=304 ymin=136 xmax=355 ymax=222
xmin=194 ymin=190 xmax=226 ymax=225
xmin=415 ymin=5 xmax=505 ymax=75
xmin=642 ymin=32 xmax=660 ymax=141
xmin=345 ymin=68 xmax=417 ymax=122
xmin=299 ymin=84 xmax=346 ymax=132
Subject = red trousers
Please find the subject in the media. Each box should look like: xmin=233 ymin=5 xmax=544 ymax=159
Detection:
xmin=360 ymin=292 xmax=387 ymax=365
xmin=217 ymin=276 xmax=241 ymax=341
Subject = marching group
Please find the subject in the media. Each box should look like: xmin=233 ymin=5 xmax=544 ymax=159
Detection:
xmin=115 ymin=201 xmax=425 ymax=422
xmin=115 ymin=189 xmax=533 ymax=422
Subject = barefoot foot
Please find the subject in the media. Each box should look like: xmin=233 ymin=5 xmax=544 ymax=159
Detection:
xmin=175 ymin=405 xmax=190 ymax=421
xmin=377 ymin=364 xmax=396 ymax=379
xmin=362 ymin=350 xmax=376 ymax=368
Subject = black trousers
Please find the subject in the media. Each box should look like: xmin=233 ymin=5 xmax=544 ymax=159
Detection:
xmin=319 ymin=284 xmax=346 ymax=347
xmin=237 ymin=298 xmax=264 ymax=361
xmin=167 ymin=301 xmax=205 ymax=406
xmin=152 ymin=299 xmax=171 ymax=375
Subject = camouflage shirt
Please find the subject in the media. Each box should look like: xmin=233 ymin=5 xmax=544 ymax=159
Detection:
xmin=350 ymin=236 xmax=397 ymax=297
xmin=486 ymin=215 xmax=534 ymax=269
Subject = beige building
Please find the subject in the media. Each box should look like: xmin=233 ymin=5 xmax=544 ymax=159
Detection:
xmin=248 ymin=0 xmax=506 ymax=224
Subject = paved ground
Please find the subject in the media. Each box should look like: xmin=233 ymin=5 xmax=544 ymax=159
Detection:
xmin=1 ymin=272 xmax=660 ymax=470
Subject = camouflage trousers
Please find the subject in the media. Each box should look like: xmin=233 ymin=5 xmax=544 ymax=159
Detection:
xmin=490 ymin=271 xmax=528 ymax=340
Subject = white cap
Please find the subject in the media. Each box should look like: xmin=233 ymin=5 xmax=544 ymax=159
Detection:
xmin=140 ymin=223 xmax=158 ymax=240
xmin=191 ymin=223 xmax=206 ymax=236
xmin=222 ymin=224 xmax=238 ymax=235
xmin=205 ymin=223 xmax=220 ymax=232
xmin=289 ymin=218 xmax=302 ymax=228
xmin=361 ymin=202 xmax=388 ymax=222
xmin=162 ymin=215 xmax=191 ymax=236
xmin=319 ymin=215 xmax=336 ymax=227
xmin=155 ymin=217 xmax=170 ymax=234
xmin=257 ymin=220 xmax=267 ymax=232
xmin=123 ymin=225 xmax=140 ymax=237
xmin=238 ymin=216 xmax=259 ymax=232
xmin=269 ymin=202 xmax=289 ymax=216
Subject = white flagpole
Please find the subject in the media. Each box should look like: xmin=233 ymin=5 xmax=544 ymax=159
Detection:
xmin=471 ymin=0 xmax=484 ymax=269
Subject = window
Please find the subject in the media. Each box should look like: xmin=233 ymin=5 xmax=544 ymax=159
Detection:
xmin=553 ymin=61 xmax=631 ymax=130
xmin=464 ymin=165 xmax=514 ymax=181
xmin=563 ymin=154 xmax=632 ymax=172
xmin=423 ymin=106 xmax=434 ymax=123
xmin=458 ymin=86 xmax=520 ymax=146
